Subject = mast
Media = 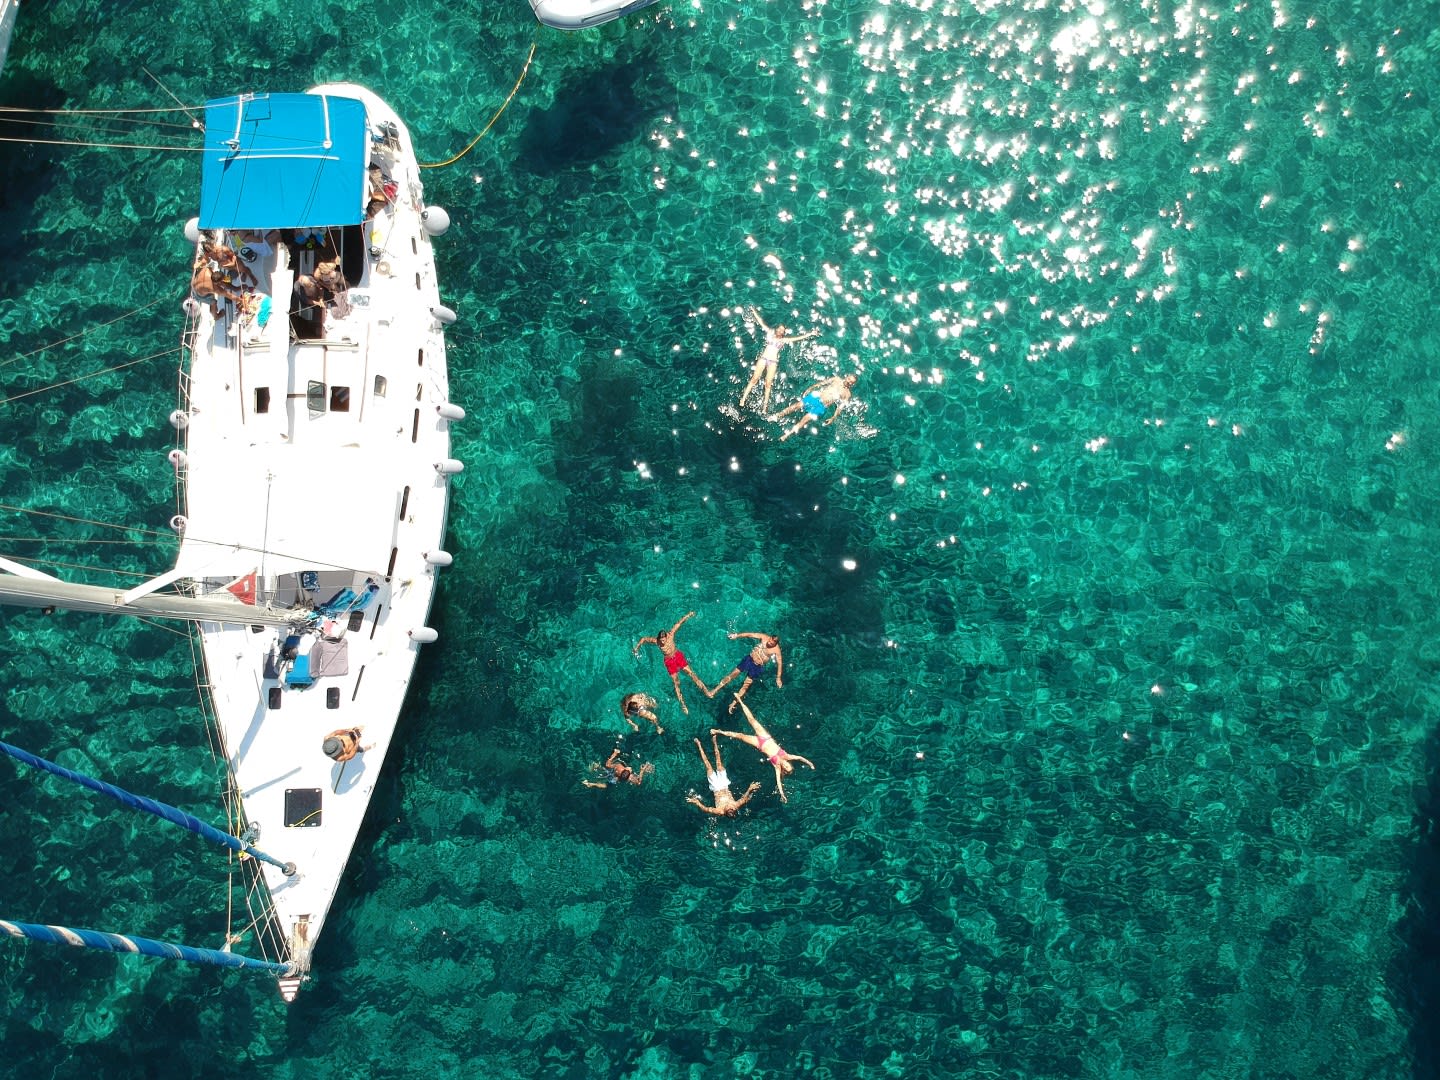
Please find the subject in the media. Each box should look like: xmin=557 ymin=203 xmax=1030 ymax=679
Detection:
xmin=0 ymin=567 xmax=308 ymax=628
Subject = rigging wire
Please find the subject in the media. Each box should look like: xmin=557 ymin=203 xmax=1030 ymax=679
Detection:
xmin=1 ymin=296 xmax=169 ymax=371
xmin=141 ymin=66 xmax=204 ymax=130
xmin=0 ymin=503 xmax=171 ymax=538
xmin=421 ymin=40 xmax=538 ymax=170
xmin=0 ymin=347 xmax=177 ymax=407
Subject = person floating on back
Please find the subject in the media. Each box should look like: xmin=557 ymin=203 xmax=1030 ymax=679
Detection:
xmin=686 ymin=735 xmax=762 ymax=817
xmin=740 ymin=307 xmax=819 ymax=414
xmin=620 ymin=691 xmax=663 ymax=734
xmin=711 ymin=698 xmax=814 ymax=803
xmin=583 ymin=748 xmax=654 ymax=789
xmin=707 ymin=631 xmax=783 ymax=713
xmin=634 ymin=610 xmax=711 ymax=715
xmin=771 ymin=373 xmax=858 ymax=441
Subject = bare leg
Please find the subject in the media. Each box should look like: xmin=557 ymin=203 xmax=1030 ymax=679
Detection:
xmin=739 ymin=358 xmax=766 ymax=406
xmin=684 ymin=666 xmax=711 ymax=697
xmin=671 ymin=674 xmax=688 ymax=715
xmin=711 ymin=734 xmax=725 ymax=771
xmin=779 ymin=416 xmax=813 ymax=442
xmin=761 ymin=366 xmax=778 ymax=414
xmin=734 ymin=698 xmax=771 ymax=745
xmin=770 ymin=401 xmax=802 ymax=422
xmin=694 ymin=738 xmax=715 ymax=775
xmin=726 ymin=677 xmax=755 ymax=714
xmin=710 ymin=728 xmax=761 ymax=752
xmin=708 ymin=668 xmax=740 ymax=699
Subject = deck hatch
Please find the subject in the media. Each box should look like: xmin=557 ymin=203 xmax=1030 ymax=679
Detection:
xmin=284 ymin=788 xmax=323 ymax=828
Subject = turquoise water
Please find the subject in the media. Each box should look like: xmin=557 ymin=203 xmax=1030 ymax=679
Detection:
xmin=2 ymin=0 xmax=1439 ymax=1076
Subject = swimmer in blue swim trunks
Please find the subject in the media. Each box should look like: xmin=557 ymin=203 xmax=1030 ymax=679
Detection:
xmin=706 ymin=631 xmax=784 ymax=713
xmin=771 ymin=373 xmax=858 ymax=441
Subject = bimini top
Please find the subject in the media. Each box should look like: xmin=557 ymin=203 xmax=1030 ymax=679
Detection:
xmin=199 ymin=93 xmax=368 ymax=231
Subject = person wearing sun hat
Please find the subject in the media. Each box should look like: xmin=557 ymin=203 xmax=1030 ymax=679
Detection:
xmin=322 ymin=727 xmax=372 ymax=762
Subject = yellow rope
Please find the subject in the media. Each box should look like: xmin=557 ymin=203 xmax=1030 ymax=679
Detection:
xmin=421 ymin=41 xmax=538 ymax=170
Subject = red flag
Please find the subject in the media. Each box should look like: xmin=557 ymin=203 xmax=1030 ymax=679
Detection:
xmin=225 ymin=570 xmax=258 ymax=605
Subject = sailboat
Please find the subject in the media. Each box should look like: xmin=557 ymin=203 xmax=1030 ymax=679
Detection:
xmin=0 ymin=84 xmax=461 ymax=1001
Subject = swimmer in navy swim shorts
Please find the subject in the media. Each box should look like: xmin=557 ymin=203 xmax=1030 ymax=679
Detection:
xmin=706 ymin=631 xmax=784 ymax=713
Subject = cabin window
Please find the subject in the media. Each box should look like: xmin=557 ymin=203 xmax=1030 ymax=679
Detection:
xmin=255 ymin=387 xmax=271 ymax=414
xmin=267 ymin=686 xmax=282 ymax=710
xmin=326 ymin=687 xmax=340 ymax=710
xmin=330 ymin=385 xmax=351 ymax=412
xmin=417 ymin=348 xmax=424 ymax=368
xmin=399 ymin=485 xmax=411 ymax=521
xmin=306 ymin=381 xmax=326 ymax=413
xmin=374 ymin=375 xmax=388 ymax=397
xmin=411 ymin=408 xmax=420 ymax=443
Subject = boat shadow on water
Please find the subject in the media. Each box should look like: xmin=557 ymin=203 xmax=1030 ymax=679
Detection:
xmin=517 ymin=49 xmax=673 ymax=173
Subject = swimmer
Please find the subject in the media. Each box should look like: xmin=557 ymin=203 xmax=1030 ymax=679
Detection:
xmin=634 ymin=610 xmax=711 ymax=715
xmin=771 ymin=374 xmax=858 ymax=441
xmin=706 ymin=631 xmax=783 ymax=713
xmin=740 ymin=307 xmax=819 ymax=414
xmin=711 ymin=698 xmax=814 ymax=803
xmin=620 ymin=691 xmax=663 ymax=734
xmin=686 ymin=735 xmax=762 ymax=817
xmin=582 ymin=748 xmax=654 ymax=789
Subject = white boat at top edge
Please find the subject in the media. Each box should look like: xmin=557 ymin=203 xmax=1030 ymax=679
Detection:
xmin=528 ymin=0 xmax=659 ymax=30
xmin=0 ymin=0 xmax=18 ymax=75
xmin=176 ymin=84 xmax=458 ymax=999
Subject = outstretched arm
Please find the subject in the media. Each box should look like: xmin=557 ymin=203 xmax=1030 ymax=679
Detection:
xmin=774 ymin=648 xmax=784 ymax=687
xmin=729 ymin=631 xmax=765 ymax=642
xmin=773 ymin=766 xmax=789 ymax=803
xmin=787 ymin=753 xmax=816 ymax=771
xmin=669 ymin=610 xmax=697 ymax=637
xmin=633 ymin=635 xmax=658 ymax=654
xmin=748 ymin=306 xmax=772 ymax=333
xmin=733 ymin=781 xmax=763 ymax=810
xmin=779 ymin=329 xmax=819 ymax=344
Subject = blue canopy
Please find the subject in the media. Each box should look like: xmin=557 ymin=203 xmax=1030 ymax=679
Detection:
xmin=198 ymin=93 xmax=368 ymax=231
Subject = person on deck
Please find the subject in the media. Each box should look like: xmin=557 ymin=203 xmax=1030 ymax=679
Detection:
xmin=771 ymin=373 xmax=859 ymax=441
xmin=322 ymin=727 xmax=372 ymax=763
xmin=192 ymin=262 xmax=244 ymax=319
xmin=711 ymin=699 xmax=814 ymax=803
xmin=633 ymin=610 xmax=711 ymax=715
xmin=686 ymin=735 xmax=762 ymax=817
xmin=706 ymin=632 xmax=784 ymax=713
xmin=620 ymin=691 xmax=664 ymax=734
xmin=740 ymin=307 xmax=819 ymax=414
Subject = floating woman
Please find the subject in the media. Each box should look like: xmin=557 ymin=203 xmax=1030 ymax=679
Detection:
xmin=740 ymin=307 xmax=819 ymax=414
xmin=711 ymin=698 xmax=814 ymax=803
xmin=583 ymin=748 xmax=654 ymax=789
xmin=634 ymin=610 xmax=712 ymax=715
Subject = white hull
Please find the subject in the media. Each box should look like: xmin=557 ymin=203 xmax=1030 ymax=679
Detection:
xmin=528 ymin=0 xmax=660 ymax=30
xmin=176 ymin=84 xmax=455 ymax=996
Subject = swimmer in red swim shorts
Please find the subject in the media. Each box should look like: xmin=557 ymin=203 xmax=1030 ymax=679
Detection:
xmin=633 ymin=610 xmax=712 ymax=716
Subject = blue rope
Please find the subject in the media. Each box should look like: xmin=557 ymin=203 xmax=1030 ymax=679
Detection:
xmin=0 ymin=739 xmax=296 ymax=875
xmin=0 ymin=918 xmax=295 ymax=975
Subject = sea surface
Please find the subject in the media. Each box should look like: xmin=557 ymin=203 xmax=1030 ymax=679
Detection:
xmin=1 ymin=0 xmax=1438 ymax=1076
